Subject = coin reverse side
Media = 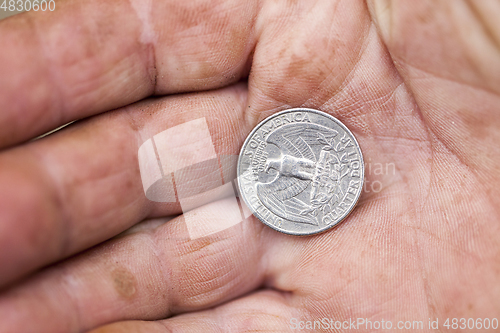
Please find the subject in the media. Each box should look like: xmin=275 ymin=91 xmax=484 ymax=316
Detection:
xmin=237 ymin=108 xmax=364 ymax=235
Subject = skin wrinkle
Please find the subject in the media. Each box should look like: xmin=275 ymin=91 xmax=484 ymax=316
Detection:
xmin=321 ymin=28 xmax=421 ymax=234
xmin=126 ymin=99 xmax=166 ymax=151
xmin=0 ymin=0 xmax=258 ymax=148
xmin=144 ymin=210 xmax=256 ymax=312
xmin=72 ymin=170 xmax=143 ymax=238
xmin=175 ymin=240 xmax=237 ymax=295
xmin=2 ymin=1 xmax=500 ymax=330
xmin=390 ymin=81 xmax=435 ymax=217
xmin=28 ymin=13 xmax=67 ymax=135
xmin=326 ymin=79 xmax=405 ymax=138
xmin=407 ymin=224 xmax=486 ymax=262
xmin=333 ymin=3 xmax=376 ymax=88
xmin=318 ymin=26 xmax=384 ymax=120
xmin=169 ymin=0 xmax=225 ymax=29
xmin=3 ymin=93 xmax=162 ymax=285
xmin=127 ymin=0 xmax=158 ymax=93
xmin=75 ymin=167 xmax=125 ymax=211
xmin=147 ymin=223 xmax=173 ymax=316
xmin=370 ymin=82 xmax=404 ymax=112
xmin=395 ymin=103 xmax=437 ymax=325
xmin=353 ymin=23 xmax=442 ymax=222
xmin=43 ymin=0 xmax=140 ymax=124
xmin=158 ymin=321 xmax=175 ymax=333
xmin=412 ymin=142 xmax=499 ymax=321
xmin=22 ymin=143 xmax=72 ymax=259
xmin=322 ymin=0 xmax=341 ymax=54
xmin=0 ymin=14 xmax=62 ymax=147
xmin=402 ymin=58 xmax=500 ymax=107
xmin=367 ymin=1 xmax=500 ymax=195
xmin=374 ymin=5 xmax=500 ymax=99
xmin=148 ymin=44 xmax=159 ymax=95
xmin=407 ymin=69 xmax=497 ymax=182
xmin=159 ymin=0 xmax=258 ymax=93
xmin=412 ymin=226 xmax=437 ymax=327
xmin=286 ymin=6 xmax=339 ymax=101
xmin=248 ymin=1 xmax=370 ymax=116
xmin=182 ymin=271 xmax=236 ymax=306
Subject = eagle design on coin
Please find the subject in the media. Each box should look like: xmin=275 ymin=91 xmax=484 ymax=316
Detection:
xmin=237 ymin=108 xmax=364 ymax=235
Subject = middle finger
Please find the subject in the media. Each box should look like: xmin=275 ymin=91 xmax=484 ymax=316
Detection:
xmin=0 ymin=84 xmax=250 ymax=287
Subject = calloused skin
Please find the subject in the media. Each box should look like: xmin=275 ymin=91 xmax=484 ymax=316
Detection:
xmin=0 ymin=0 xmax=500 ymax=332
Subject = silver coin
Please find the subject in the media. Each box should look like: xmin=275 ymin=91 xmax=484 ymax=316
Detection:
xmin=237 ymin=108 xmax=364 ymax=235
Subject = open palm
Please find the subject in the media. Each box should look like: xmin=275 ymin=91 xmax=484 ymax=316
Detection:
xmin=1 ymin=0 xmax=499 ymax=332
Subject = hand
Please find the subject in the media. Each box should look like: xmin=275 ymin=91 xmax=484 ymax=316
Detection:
xmin=1 ymin=0 xmax=499 ymax=332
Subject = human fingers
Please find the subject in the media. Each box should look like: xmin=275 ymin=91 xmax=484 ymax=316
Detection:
xmin=0 ymin=84 xmax=249 ymax=287
xmin=86 ymin=290 xmax=295 ymax=333
xmin=0 ymin=0 xmax=258 ymax=147
xmin=0 ymin=200 xmax=271 ymax=333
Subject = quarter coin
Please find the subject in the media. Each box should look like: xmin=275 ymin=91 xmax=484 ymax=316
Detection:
xmin=237 ymin=108 xmax=364 ymax=235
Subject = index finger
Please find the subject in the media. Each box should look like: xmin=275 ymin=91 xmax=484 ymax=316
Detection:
xmin=0 ymin=0 xmax=258 ymax=147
